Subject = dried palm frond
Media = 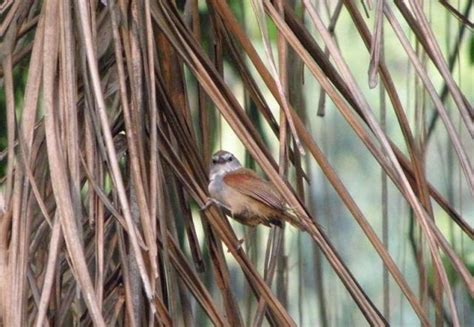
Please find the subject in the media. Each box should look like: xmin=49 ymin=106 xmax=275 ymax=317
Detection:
xmin=0 ymin=0 xmax=472 ymax=326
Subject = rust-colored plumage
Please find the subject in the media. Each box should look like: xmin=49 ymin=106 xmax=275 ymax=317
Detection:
xmin=206 ymin=150 xmax=305 ymax=230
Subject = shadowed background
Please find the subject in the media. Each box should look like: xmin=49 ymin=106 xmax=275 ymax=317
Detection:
xmin=0 ymin=0 xmax=473 ymax=326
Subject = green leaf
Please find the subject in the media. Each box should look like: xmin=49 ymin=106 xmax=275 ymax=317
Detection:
xmin=470 ymin=35 xmax=474 ymax=65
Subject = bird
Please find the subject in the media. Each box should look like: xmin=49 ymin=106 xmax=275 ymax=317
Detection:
xmin=202 ymin=150 xmax=306 ymax=230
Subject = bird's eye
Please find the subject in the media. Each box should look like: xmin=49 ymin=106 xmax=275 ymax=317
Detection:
xmin=228 ymin=156 xmax=233 ymax=161
xmin=212 ymin=158 xmax=217 ymax=164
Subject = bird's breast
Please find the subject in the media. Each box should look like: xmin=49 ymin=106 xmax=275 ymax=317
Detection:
xmin=209 ymin=175 xmax=248 ymax=213
xmin=208 ymin=175 xmax=227 ymax=204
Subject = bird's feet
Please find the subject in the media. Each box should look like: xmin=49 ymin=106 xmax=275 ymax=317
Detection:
xmin=200 ymin=198 xmax=214 ymax=211
xmin=227 ymin=238 xmax=245 ymax=253
xmin=201 ymin=198 xmax=231 ymax=212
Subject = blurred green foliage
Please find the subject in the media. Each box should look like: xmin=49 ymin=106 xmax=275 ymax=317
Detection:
xmin=0 ymin=62 xmax=28 ymax=176
xmin=0 ymin=2 xmax=473 ymax=324
xmin=470 ymin=35 xmax=474 ymax=64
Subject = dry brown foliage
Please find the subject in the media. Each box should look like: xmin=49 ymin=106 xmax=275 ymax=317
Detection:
xmin=0 ymin=0 xmax=472 ymax=326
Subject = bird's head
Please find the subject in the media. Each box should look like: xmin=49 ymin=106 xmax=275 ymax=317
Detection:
xmin=209 ymin=150 xmax=242 ymax=180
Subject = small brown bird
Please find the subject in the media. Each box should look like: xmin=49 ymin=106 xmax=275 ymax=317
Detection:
xmin=203 ymin=150 xmax=305 ymax=230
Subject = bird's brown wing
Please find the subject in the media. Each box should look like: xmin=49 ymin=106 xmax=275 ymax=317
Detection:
xmin=223 ymin=168 xmax=285 ymax=210
xmin=224 ymin=168 xmax=307 ymax=230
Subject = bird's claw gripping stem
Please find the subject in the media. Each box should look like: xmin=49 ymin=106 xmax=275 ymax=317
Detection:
xmin=227 ymin=238 xmax=245 ymax=253
xmin=201 ymin=198 xmax=231 ymax=212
